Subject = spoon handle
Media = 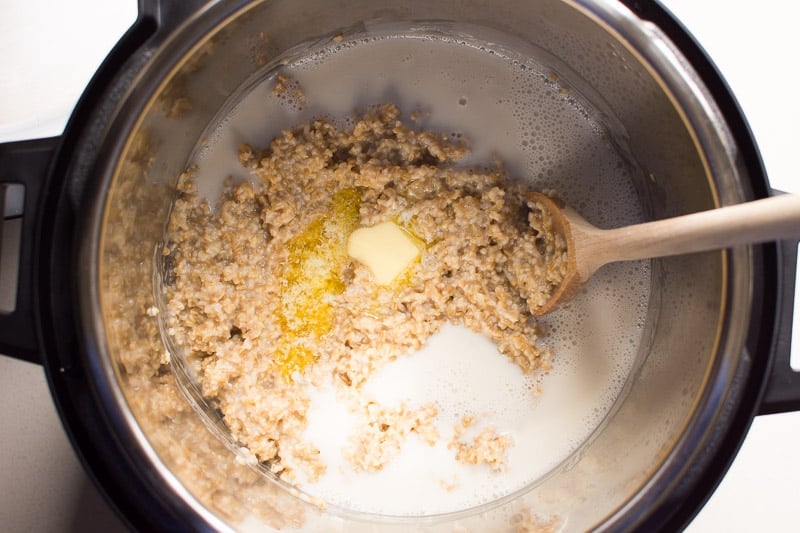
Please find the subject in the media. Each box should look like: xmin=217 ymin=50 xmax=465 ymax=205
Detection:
xmin=595 ymin=193 xmax=800 ymax=265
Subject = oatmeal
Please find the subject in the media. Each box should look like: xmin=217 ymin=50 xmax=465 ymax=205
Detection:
xmin=271 ymin=74 xmax=306 ymax=110
xmin=449 ymin=416 xmax=514 ymax=473
xmin=164 ymin=103 xmax=566 ymax=488
xmin=344 ymin=401 xmax=439 ymax=473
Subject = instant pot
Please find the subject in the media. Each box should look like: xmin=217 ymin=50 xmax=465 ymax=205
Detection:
xmin=1 ymin=0 xmax=799 ymax=530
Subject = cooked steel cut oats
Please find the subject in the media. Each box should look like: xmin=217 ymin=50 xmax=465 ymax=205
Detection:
xmin=449 ymin=417 xmax=514 ymax=473
xmin=164 ymin=103 xmax=566 ymax=484
xmin=345 ymin=401 xmax=439 ymax=473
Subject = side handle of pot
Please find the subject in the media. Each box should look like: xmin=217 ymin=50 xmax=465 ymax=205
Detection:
xmin=758 ymin=236 xmax=800 ymax=415
xmin=0 ymin=137 xmax=60 ymax=364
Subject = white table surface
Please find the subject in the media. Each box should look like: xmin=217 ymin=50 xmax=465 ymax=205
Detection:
xmin=0 ymin=1 xmax=798 ymax=531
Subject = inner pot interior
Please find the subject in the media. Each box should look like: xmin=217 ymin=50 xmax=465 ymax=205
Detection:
xmin=95 ymin=1 xmax=749 ymax=530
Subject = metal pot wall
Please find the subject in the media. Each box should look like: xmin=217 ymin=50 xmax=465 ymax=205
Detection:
xmin=1 ymin=0 xmax=799 ymax=531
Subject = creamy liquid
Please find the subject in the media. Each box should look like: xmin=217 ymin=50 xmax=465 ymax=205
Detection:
xmin=191 ymin=29 xmax=649 ymax=517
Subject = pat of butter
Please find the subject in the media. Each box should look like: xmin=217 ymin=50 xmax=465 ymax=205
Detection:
xmin=347 ymin=221 xmax=421 ymax=285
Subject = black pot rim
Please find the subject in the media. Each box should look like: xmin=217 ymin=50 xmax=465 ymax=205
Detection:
xmin=31 ymin=1 xmax=781 ymax=530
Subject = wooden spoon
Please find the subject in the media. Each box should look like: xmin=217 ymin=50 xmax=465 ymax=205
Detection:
xmin=528 ymin=191 xmax=800 ymax=316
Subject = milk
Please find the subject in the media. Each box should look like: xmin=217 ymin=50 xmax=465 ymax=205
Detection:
xmin=189 ymin=27 xmax=649 ymax=517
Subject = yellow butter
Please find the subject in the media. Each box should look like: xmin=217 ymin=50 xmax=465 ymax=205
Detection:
xmin=347 ymin=221 xmax=421 ymax=285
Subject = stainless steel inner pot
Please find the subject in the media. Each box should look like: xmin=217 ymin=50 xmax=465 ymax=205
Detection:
xmin=82 ymin=0 xmax=755 ymax=530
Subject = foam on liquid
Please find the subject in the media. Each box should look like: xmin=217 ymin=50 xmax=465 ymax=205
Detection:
xmin=190 ymin=29 xmax=650 ymax=517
